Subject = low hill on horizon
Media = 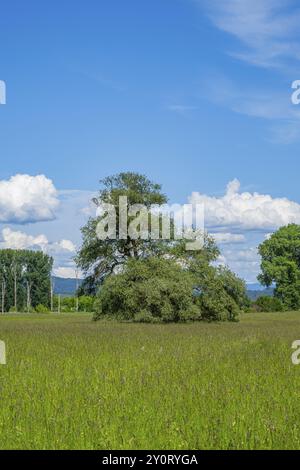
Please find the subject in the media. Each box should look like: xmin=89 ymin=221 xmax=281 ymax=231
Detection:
xmin=246 ymin=286 xmax=274 ymax=301
xmin=52 ymin=276 xmax=82 ymax=296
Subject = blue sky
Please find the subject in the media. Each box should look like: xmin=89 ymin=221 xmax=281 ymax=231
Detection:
xmin=1 ymin=0 xmax=300 ymax=281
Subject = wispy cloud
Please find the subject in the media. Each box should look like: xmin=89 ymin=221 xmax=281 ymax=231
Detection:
xmin=210 ymin=232 xmax=246 ymax=244
xmin=80 ymin=71 xmax=126 ymax=92
xmin=166 ymin=104 xmax=198 ymax=115
xmin=202 ymin=74 xmax=297 ymax=118
xmin=199 ymin=72 xmax=300 ymax=143
xmin=201 ymin=0 xmax=300 ymax=69
xmin=188 ymin=1 xmax=300 ymax=142
xmin=269 ymin=120 xmax=300 ymax=143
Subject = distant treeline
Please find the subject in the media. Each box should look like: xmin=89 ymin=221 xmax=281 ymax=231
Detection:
xmin=52 ymin=276 xmax=82 ymax=296
xmin=0 ymin=249 xmax=53 ymax=312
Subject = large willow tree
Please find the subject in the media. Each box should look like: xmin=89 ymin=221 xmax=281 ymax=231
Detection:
xmin=76 ymin=172 xmax=219 ymax=294
xmin=77 ymin=172 xmax=248 ymax=322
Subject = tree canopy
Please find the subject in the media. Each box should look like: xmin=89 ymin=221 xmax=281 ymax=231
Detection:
xmin=94 ymin=257 xmax=200 ymax=323
xmin=93 ymin=257 xmax=247 ymax=323
xmin=77 ymin=172 xmax=169 ymax=293
xmin=0 ymin=249 xmax=53 ymax=312
xmin=77 ymin=172 xmax=218 ymax=294
xmin=80 ymin=172 xmax=248 ymax=322
xmin=258 ymin=224 xmax=300 ymax=309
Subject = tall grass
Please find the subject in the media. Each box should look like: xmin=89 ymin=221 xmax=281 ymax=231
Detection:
xmin=0 ymin=312 xmax=300 ymax=449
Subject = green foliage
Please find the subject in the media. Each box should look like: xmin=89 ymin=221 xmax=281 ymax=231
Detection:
xmin=179 ymin=254 xmax=247 ymax=322
xmin=78 ymin=295 xmax=95 ymax=312
xmin=35 ymin=304 xmax=50 ymax=314
xmin=0 ymin=249 xmax=53 ymax=312
xmin=52 ymin=295 xmax=95 ymax=313
xmin=192 ymin=265 xmax=241 ymax=322
xmin=77 ymin=172 xmax=221 ymax=292
xmin=77 ymin=172 xmax=169 ymax=293
xmin=217 ymin=266 xmax=249 ymax=309
xmin=79 ymin=172 xmax=246 ymax=323
xmin=258 ymin=224 xmax=300 ymax=310
xmin=253 ymin=296 xmax=284 ymax=313
xmin=53 ymin=295 xmax=74 ymax=313
xmin=94 ymin=257 xmax=245 ymax=323
xmin=94 ymin=258 xmax=200 ymax=323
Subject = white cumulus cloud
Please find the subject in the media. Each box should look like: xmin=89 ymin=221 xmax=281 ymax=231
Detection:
xmin=56 ymin=239 xmax=76 ymax=252
xmin=0 ymin=174 xmax=59 ymax=224
xmin=53 ymin=267 xmax=80 ymax=279
xmin=0 ymin=228 xmax=76 ymax=254
xmin=190 ymin=179 xmax=300 ymax=231
xmin=1 ymin=228 xmax=48 ymax=250
xmin=210 ymin=232 xmax=246 ymax=244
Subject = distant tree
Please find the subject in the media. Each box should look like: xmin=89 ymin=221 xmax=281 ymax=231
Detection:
xmin=258 ymin=224 xmax=300 ymax=310
xmin=0 ymin=249 xmax=53 ymax=312
xmin=253 ymin=296 xmax=284 ymax=313
xmin=51 ymin=295 xmax=95 ymax=313
xmin=35 ymin=304 xmax=50 ymax=314
xmin=78 ymin=295 xmax=94 ymax=312
xmin=53 ymin=295 xmax=74 ymax=312
xmin=22 ymin=251 xmax=53 ymax=309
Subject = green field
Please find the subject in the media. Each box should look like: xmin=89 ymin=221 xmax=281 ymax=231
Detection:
xmin=0 ymin=312 xmax=300 ymax=449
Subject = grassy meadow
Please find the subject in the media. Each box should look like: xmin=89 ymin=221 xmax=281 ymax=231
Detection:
xmin=0 ymin=312 xmax=300 ymax=449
